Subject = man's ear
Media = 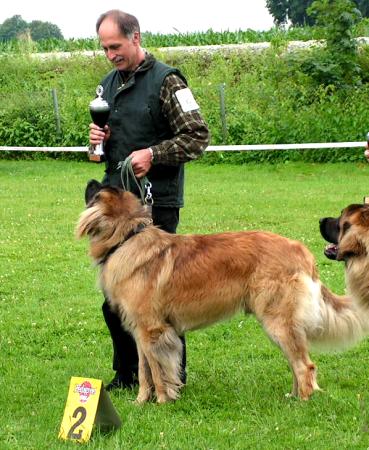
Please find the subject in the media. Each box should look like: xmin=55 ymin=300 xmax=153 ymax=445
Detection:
xmin=132 ymin=31 xmax=141 ymax=45
xmin=85 ymin=179 xmax=102 ymax=205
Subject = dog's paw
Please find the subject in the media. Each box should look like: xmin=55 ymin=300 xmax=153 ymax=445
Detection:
xmin=135 ymin=389 xmax=152 ymax=404
xmin=156 ymin=394 xmax=172 ymax=404
xmin=156 ymin=390 xmax=180 ymax=404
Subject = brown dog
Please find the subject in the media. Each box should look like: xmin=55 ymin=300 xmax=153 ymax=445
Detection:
xmin=77 ymin=181 xmax=369 ymax=403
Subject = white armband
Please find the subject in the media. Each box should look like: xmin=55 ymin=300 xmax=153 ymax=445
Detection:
xmin=175 ymin=88 xmax=199 ymax=112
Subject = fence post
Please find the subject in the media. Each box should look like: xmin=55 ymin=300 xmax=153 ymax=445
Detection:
xmin=51 ymin=88 xmax=61 ymax=136
xmin=219 ymin=83 xmax=227 ymax=143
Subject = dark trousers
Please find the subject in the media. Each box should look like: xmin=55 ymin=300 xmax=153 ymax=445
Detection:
xmin=102 ymin=206 xmax=187 ymax=384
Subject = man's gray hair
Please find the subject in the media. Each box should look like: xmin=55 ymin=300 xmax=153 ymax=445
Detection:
xmin=96 ymin=10 xmax=140 ymax=38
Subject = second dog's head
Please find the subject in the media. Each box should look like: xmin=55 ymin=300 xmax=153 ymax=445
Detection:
xmin=320 ymin=204 xmax=369 ymax=262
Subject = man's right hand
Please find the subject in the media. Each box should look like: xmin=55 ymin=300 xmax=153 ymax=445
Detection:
xmin=89 ymin=123 xmax=110 ymax=145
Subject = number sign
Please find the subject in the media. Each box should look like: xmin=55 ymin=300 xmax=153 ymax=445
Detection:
xmin=58 ymin=377 xmax=121 ymax=443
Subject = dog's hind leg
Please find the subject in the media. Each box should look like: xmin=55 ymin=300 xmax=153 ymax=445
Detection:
xmin=135 ymin=344 xmax=154 ymax=404
xmin=136 ymin=325 xmax=183 ymax=403
xmin=262 ymin=318 xmax=320 ymax=400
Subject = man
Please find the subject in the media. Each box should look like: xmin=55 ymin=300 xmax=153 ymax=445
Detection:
xmin=89 ymin=10 xmax=210 ymax=391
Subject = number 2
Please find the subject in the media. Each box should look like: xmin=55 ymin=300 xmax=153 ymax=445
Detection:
xmin=67 ymin=406 xmax=87 ymax=440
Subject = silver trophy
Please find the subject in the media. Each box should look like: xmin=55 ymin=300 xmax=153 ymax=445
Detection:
xmin=89 ymin=85 xmax=110 ymax=160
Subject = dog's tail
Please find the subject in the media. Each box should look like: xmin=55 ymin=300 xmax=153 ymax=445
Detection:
xmin=302 ymin=278 xmax=369 ymax=351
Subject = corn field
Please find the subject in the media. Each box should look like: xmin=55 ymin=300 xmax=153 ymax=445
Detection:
xmin=0 ymin=19 xmax=368 ymax=54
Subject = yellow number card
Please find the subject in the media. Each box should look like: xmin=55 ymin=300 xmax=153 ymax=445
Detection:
xmin=58 ymin=377 xmax=121 ymax=443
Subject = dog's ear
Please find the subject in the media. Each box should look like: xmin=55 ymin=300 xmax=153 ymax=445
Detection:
xmin=85 ymin=179 xmax=102 ymax=205
xmin=358 ymin=207 xmax=369 ymax=226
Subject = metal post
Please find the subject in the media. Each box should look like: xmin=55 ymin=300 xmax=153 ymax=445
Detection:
xmin=219 ymin=83 xmax=227 ymax=143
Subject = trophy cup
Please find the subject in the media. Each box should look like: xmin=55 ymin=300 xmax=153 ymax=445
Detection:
xmin=89 ymin=85 xmax=110 ymax=162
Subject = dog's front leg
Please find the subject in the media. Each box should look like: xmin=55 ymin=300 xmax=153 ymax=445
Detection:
xmin=143 ymin=349 xmax=170 ymax=404
xmin=135 ymin=344 xmax=154 ymax=404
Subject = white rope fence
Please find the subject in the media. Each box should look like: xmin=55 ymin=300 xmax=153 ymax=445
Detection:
xmin=0 ymin=146 xmax=87 ymax=152
xmin=0 ymin=141 xmax=366 ymax=153
xmin=206 ymin=141 xmax=366 ymax=151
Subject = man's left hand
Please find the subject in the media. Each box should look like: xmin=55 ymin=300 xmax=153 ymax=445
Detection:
xmin=130 ymin=148 xmax=153 ymax=178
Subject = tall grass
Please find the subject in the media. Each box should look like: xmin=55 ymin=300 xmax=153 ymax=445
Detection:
xmin=2 ymin=160 xmax=369 ymax=449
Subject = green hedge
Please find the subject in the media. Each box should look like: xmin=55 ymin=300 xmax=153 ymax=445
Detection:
xmin=1 ymin=44 xmax=369 ymax=163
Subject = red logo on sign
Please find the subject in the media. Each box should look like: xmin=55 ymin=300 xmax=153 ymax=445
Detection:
xmin=74 ymin=381 xmax=96 ymax=403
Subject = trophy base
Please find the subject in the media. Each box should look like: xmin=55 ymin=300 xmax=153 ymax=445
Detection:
xmin=88 ymin=153 xmax=104 ymax=163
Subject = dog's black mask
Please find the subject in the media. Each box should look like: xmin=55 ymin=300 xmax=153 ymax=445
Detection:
xmin=319 ymin=217 xmax=340 ymax=260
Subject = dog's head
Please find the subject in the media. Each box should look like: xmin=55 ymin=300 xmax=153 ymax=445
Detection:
xmin=320 ymin=204 xmax=369 ymax=262
xmin=82 ymin=179 xmax=136 ymax=213
xmin=76 ymin=179 xmax=151 ymax=252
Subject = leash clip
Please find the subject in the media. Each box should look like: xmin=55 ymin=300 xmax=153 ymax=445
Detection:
xmin=118 ymin=157 xmax=154 ymax=214
xmin=145 ymin=181 xmax=154 ymax=206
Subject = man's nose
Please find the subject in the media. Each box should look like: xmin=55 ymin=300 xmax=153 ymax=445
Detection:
xmin=106 ymin=49 xmax=116 ymax=60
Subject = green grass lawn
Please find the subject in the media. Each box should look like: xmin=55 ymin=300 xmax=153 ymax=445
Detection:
xmin=2 ymin=159 xmax=369 ymax=449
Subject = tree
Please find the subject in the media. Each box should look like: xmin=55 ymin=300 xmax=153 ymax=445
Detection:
xmin=302 ymin=0 xmax=362 ymax=86
xmin=265 ymin=0 xmax=290 ymax=25
xmin=0 ymin=15 xmax=28 ymax=40
xmin=266 ymin=0 xmax=368 ymax=26
xmin=288 ymin=0 xmax=315 ymax=25
xmin=356 ymin=0 xmax=369 ymax=17
xmin=0 ymin=15 xmax=64 ymax=42
xmin=29 ymin=21 xmax=63 ymax=41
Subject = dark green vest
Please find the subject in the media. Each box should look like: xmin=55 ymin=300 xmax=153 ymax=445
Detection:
xmin=100 ymin=58 xmax=186 ymax=208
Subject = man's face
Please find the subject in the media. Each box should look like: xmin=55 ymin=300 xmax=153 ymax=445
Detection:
xmin=98 ymin=18 xmax=140 ymax=72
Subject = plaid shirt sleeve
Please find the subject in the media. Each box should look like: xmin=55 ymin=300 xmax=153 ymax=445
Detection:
xmin=150 ymin=73 xmax=210 ymax=165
